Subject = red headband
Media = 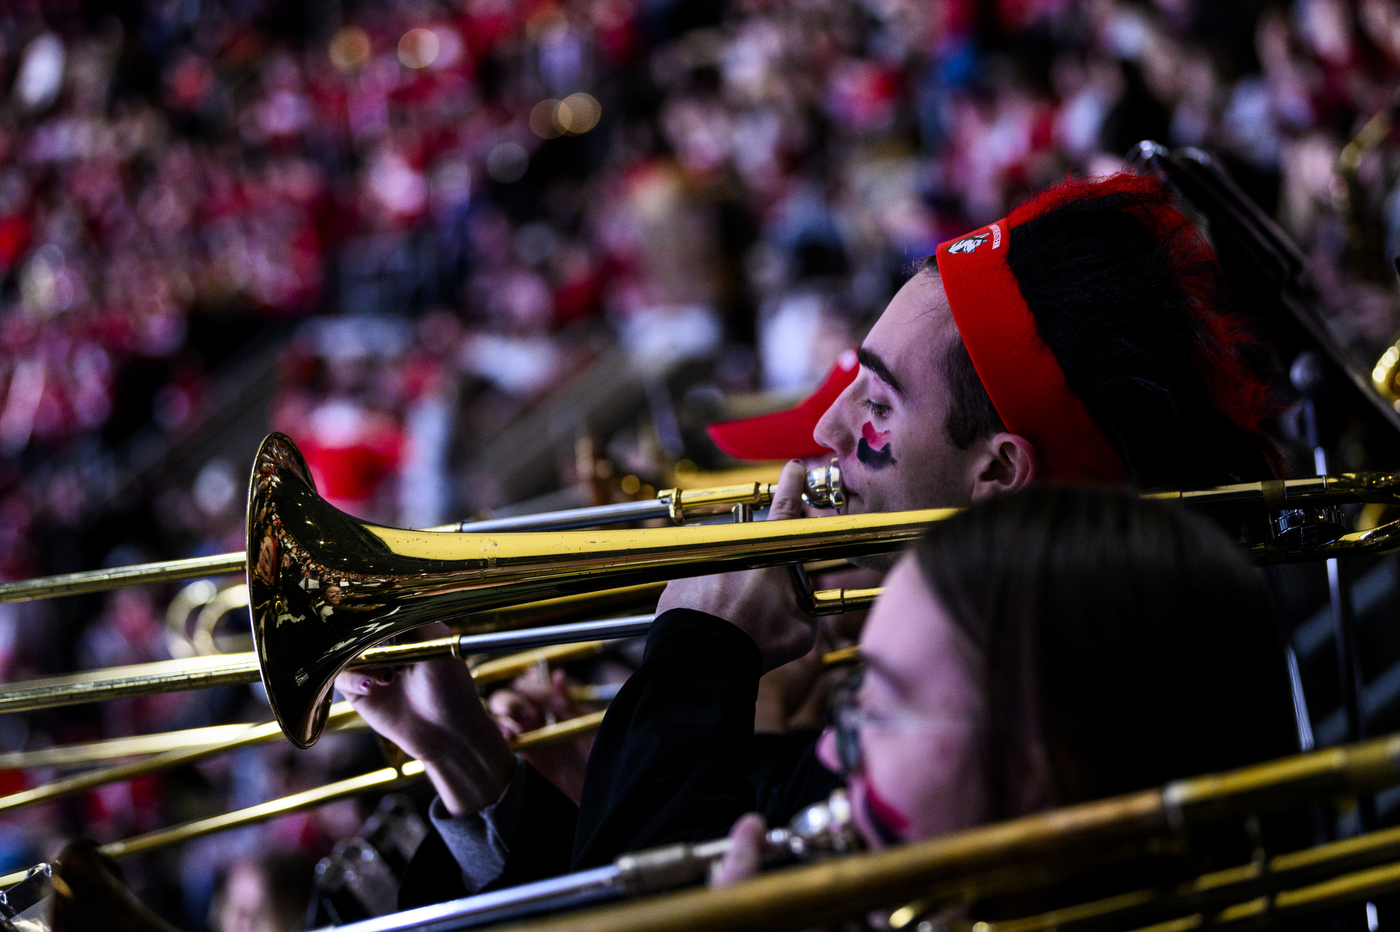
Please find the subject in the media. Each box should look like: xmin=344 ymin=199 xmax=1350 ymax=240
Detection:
xmin=936 ymin=220 xmax=1127 ymax=484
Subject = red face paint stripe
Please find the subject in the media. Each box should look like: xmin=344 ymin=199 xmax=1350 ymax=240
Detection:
xmin=861 ymin=422 xmax=890 ymax=447
xmin=859 ymin=776 xmax=911 ymax=839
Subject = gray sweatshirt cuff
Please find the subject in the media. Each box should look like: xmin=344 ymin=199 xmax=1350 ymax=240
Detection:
xmin=426 ymin=757 xmax=529 ymax=894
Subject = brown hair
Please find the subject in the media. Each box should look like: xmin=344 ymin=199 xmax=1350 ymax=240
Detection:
xmin=913 ymin=486 xmax=1297 ymax=821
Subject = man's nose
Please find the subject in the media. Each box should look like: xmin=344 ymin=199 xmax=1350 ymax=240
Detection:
xmin=813 ymin=390 xmax=855 ymax=455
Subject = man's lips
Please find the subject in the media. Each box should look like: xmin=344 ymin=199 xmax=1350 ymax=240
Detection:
xmin=834 ymin=457 xmax=860 ymax=498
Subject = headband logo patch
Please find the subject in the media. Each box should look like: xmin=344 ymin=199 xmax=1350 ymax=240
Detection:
xmin=946 ymin=232 xmax=989 ymax=254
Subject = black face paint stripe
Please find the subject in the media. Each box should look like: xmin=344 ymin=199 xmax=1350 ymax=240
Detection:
xmin=857 ymin=437 xmax=896 ymax=469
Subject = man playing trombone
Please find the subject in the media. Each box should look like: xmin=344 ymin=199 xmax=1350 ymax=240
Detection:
xmin=337 ymin=171 xmax=1285 ymax=905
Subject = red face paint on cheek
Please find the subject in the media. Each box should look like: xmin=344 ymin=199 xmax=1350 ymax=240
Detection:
xmin=855 ymin=775 xmax=911 ymax=842
xmin=858 ymin=422 xmax=896 ymax=469
xmin=861 ymin=422 xmax=891 ymax=447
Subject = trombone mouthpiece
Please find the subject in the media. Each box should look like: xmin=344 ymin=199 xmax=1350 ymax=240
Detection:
xmin=770 ymin=788 xmax=860 ymax=859
xmin=805 ymin=460 xmax=845 ymax=513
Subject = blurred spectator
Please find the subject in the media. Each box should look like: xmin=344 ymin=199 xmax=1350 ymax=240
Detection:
xmin=211 ymin=853 xmax=315 ymax=932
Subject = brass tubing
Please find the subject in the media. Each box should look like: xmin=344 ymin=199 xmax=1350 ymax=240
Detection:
xmin=471 ymin=641 xmax=610 ymax=685
xmin=512 ymin=710 xmax=607 ymax=752
xmin=0 ymin=646 xmax=609 ymax=771
xmin=83 ymin=711 xmax=607 ymax=868
xmin=0 ymin=553 xmax=246 ymax=605
xmin=811 ymin=586 xmax=881 ymax=615
xmin=1107 ymin=855 xmax=1400 ymax=932
xmin=1142 ymin=473 xmax=1400 ymax=510
xmin=484 ymin=735 xmax=1400 ymax=932
xmin=107 ymin=761 xmax=426 ymax=865
xmin=971 ymin=823 xmax=1400 ymax=932
xmin=0 ymin=643 xmax=609 ymax=816
xmin=0 ymin=590 xmax=837 ymax=718
xmin=1 ymin=469 xmax=1395 ymax=607
xmin=0 ymin=763 xmax=423 ymax=889
xmin=820 ymin=646 xmax=861 ymax=668
xmin=0 ymin=724 xmax=270 ymax=770
xmin=0 ymin=710 xmax=610 ymax=889
xmin=0 ymin=464 xmax=842 ymax=606
xmin=245 ymin=431 xmax=943 ymax=747
xmin=0 ymin=653 xmax=269 ymax=715
xmin=0 ymin=704 xmax=362 ymax=816
xmin=466 ymin=582 xmax=665 ymax=633
xmin=424 ymin=792 xmax=1173 ymax=932
xmin=0 ymin=615 xmax=635 ymax=710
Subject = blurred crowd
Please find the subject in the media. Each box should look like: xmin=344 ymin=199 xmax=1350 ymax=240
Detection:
xmin=0 ymin=0 xmax=1394 ymax=928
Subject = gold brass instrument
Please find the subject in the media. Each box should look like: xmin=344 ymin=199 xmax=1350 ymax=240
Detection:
xmin=245 ymin=435 xmax=1400 ymax=749
xmin=266 ymin=733 xmax=1400 ymax=932
xmin=14 ymin=732 xmax=1400 ymax=929
xmin=0 ymin=641 xmax=857 ymax=828
xmin=1333 ymin=86 xmax=1400 ymax=284
xmin=0 ymin=457 xmax=844 ymax=606
xmin=0 ymin=722 xmax=267 ymax=769
xmin=6 ymin=435 xmax=1400 ymax=744
xmin=0 ymin=596 xmax=880 ymax=718
xmin=0 ymin=640 xmax=616 ymax=819
xmin=164 ymin=569 xmax=847 ymax=660
xmin=0 ymin=717 xmax=606 ymax=893
xmin=0 ymin=711 xmax=611 ymax=891
xmin=245 ymin=432 xmax=938 ymax=748
xmin=9 ymin=429 xmax=1400 ymax=893
xmin=299 ymin=791 xmax=860 ymax=932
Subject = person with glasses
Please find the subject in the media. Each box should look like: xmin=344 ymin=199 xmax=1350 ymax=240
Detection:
xmin=709 ymin=484 xmax=1299 ymax=884
xmin=352 ymin=173 xmax=1289 ymax=904
xmin=570 ymin=171 xmax=1286 ymax=871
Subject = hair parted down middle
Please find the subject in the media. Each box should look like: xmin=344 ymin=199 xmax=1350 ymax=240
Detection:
xmin=913 ymin=486 xmax=1297 ymax=823
xmin=938 ymin=172 xmax=1279 ymax=489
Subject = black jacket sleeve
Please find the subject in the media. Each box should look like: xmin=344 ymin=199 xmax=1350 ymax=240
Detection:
xmin=756 ymin=732 xmax=845 ymax=829
xmin=398 ymin=765 xmax=579 ymax=909
xmin=571 ymin=608 xmax=763 ymax=868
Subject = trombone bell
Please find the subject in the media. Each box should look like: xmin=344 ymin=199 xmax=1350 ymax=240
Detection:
xmin=248 ymin=433 xmax=949 ymax=748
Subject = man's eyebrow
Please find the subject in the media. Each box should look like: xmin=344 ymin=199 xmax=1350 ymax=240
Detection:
xmin=856 ymin=347 xmax=905 ymax=397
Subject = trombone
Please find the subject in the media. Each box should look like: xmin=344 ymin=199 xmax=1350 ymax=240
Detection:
xmin=0 ymin=458 xmax=845 ymax=605
xmin=6 ymin=433 xmax=1400 ymax=748
xmin=250 ymin=433 xmax=948 ymax=747
xmin=0 ymin=709 xmax=610 ymax=890
xmin=6 ymin=430 xmax=1400 ymax=898
xmin=0 ymin=640 xmax=863 ymax=874
xmin=299 ymin=733 xmax=1400 ymax=932
xmin=0 ymin=639 xmax=617 ymax=819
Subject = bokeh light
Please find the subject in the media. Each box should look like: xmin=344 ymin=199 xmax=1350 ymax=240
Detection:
xmin=530 ymin=99 xmax=563 ymax=139
xmin=398 ymin=28 xmax=440 ymax=69
xmin=530 ymin=94 xmax=602 ymax=139
xmin=556 ymin=93 xmax=601 ymax=134
xmin=15 ymin=34 xmax=63 ymax=111
xmin=486 ymin=142 xmax=528 ymax=183
xmin=327 ymin=26 xmax=371 ymax=73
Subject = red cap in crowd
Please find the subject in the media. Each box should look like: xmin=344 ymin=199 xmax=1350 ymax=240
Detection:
xmin=706 ymin=349 xmax=858 ymax=461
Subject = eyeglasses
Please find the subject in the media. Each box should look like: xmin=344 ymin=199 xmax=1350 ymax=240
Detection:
xmin=829 ymin=666 xmax=980 ymax=776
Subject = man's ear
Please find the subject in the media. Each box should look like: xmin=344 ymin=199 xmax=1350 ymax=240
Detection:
xmin=969 ymin=432 xmax=1036 ymax=502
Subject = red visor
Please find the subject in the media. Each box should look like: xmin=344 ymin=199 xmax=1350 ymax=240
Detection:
xmin=707 ymin=349 xmax=857 ymax=460
xmin=936 ymin=221 xmax=1126 ymax=483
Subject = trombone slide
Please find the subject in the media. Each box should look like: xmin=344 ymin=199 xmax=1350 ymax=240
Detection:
xmin=247 ymin=432 xmax=940 ymax=747
xmin=309 ymin=792 xmax=856 ymax=932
